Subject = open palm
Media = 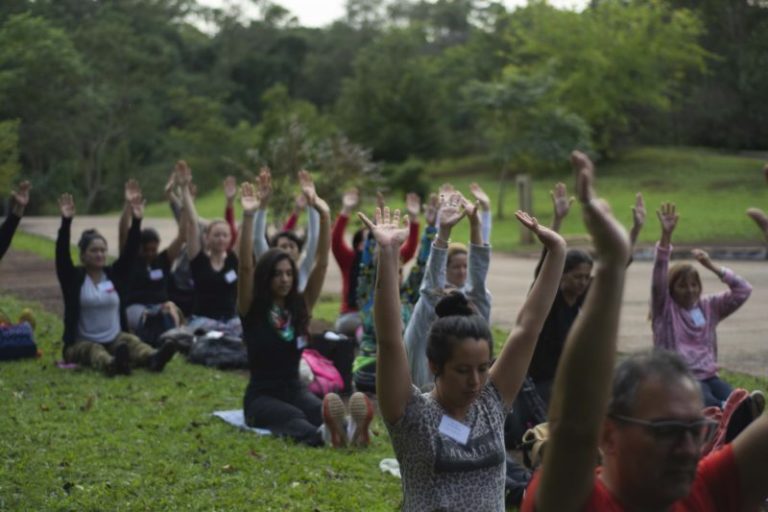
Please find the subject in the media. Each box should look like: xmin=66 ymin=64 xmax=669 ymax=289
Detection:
xmin=358 ymin=207 xmax=409 ymax=249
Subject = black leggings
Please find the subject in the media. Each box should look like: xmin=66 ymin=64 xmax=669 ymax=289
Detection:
xmin=244 ymin=382 xmax=323 ymax=447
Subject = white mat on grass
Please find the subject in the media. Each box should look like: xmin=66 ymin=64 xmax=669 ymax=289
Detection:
xmin=213 ymin=409 xmax=271 ymax=435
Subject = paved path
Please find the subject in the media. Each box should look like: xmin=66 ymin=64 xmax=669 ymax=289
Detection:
xmin=14 ymin=216 xmax=768 ymax=378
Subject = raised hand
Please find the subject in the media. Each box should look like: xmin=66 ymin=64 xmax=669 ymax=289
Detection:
xmin=164 ymin=171 xmax=179 ymax=202
xmin=128 ymin=188 xmax=145 ymax=219
xmin=691 ymin=248 xmax=711 ymax=266
xmin=469 ymin=182 xmax=491 ymax=211
xmin=58 ymin=193 xmax=75 ymax=219
xmin=10 ymin=181 xmax=31 ymax=213
xmin=572 ymin=151 xmax=630 ymax=265
xmin=551 ymin=182 xmax=574 ymax=223
xmin=438 ymin=192 xmax=465 ymax=229
xmin=174 ymin=160 xmax=192 ymax=188
xmin=747 ymin=207 xmax=768 ymax=240
xmin=341 ymin=188 xmax=359 ymax=213
xmin=376 ymin=191 xmax=386 ymax=212
xmin=223 ymin=176 xmax=237 ymax=203
xmin=298 ymin=169 xmax=317 ymax=206
xmin=358 ymin=207 xmax=410 ymax=249
xmin=439 ymin=182 xmax=455 ymax=197
xmin=124 ymin=179 xmax=141 ymax=204
xmin=632 ymin=192 xmax=646 ymax=229
xmin=656 ymin=202 xmax=679 ymax=235
xmin=189 ymin=183 xmax=198 ymax=199
xmin=313 ymin=195 xmax=331 ymax=216
xmin=405 ymin=192 xmax=421 ymax=220
xmin=515 ymin=211 xmax=565 ymax=250
xmin=240 ymin=182 xmax=259 ymax=214
xmin=460 ymin=193 xmax=480 ymax=224
xmin=424 ymin=193 xmax=439 ymax=226
xmin=256 ymin=167 xmax=272 ymax=206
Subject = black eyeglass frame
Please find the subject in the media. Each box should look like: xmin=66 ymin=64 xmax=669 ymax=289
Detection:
xmin=608 ymin=413 xmax=719 ymax=445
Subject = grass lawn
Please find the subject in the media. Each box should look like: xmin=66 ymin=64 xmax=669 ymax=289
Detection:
xmin=1 ymin=290 xmax=765 ymax=510
xmin=139 ymin=146 xmax=768 ymax=253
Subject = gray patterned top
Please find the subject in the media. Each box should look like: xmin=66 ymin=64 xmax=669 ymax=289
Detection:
xmin=386 ymin=382 xmax=509 ymax=511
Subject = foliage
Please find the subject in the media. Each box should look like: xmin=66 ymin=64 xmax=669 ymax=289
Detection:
xmin=501 ymin=0 xmax=707 ymax=154
xmin=0 ymin=119 xmax=20 ymax=194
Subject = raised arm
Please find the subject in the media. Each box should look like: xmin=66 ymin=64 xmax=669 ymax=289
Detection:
xmin=732 ymin=408 xmax=768 ymax=508
xmin=55 ymin=193 xmax=76 ymax=285
xmin=223 ymin=175 xmax=238 ymax=250
xmin=399 ymin=192 xmax=421 ymax=263
xmin=534 ymin=182 xmax=573 ymax=278
xmin=0 ymin=181 xmax=30 ymax=260
xmin=535 ymin=151 xmax=631 ymax=512
xmin=489 ymin=212 xmax=565 ymax=406
xmin=461 ymin=195 xmax=491 ymax=320
xmin=251 ymin=167 xmax=271 ymax=260
xmin=283 ymin=193 xmax=305 ymax=231
xmin=113 ymin=191 xmax=143 ymax=277
xmin=629 ymin=192 xmax=645 ymax=252
xmin=692 ymin=248 xmax=752 ymax=318
xmin=299 ymin=170 xmax=331 ymax=313
xmin=332 ymin=188 xmax=358 ymax=268
xmin=651 ymin=202 xmax=678 ymax=319
xmin=177 ymin=161 xmax=201 ymax=261
xmin=237 ymin=181 xmax=259 ymax=316
xmin=118 ymin=179 xmax=141 ymax=255
xmin=360 ymin=207 xmax=412 ymax=424
xmin=470 ymin=182 xmax=492 ymax=244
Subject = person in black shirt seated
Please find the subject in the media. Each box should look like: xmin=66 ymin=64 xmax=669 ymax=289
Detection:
xmin=117 ymin=180 xmax=185 ymax=345
xmin=237 ymin=173 xmax=374 ymax=447
xmin=177 ymin=161 xmax=241 ymax=337
xmin=56 ymin=192 xmax=177 ymax=376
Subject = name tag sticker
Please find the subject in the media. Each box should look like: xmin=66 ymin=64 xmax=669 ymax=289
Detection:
xmin=224 ymin=270 xmax=238 ymax=283
xmin=207 ymin=330 xmax=224 ymax=339
xmin=438 ymin=415 xmax=471 ymax=446
xmin=690 ymin=307 xmax=706 ymax=327
xmin=297 ymin=336 xmax=308 ymax=349
xmin=149 ymin=269 xmax=164 ymax=281
xmin=97 ymin=281 xmax=115 ymax=293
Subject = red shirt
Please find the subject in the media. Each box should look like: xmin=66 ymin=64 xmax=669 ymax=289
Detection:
xmin=522 ymin=444 xmax=742 ymax=512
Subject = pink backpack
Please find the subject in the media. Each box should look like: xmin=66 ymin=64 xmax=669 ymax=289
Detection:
xmin=302 ymin=349 xmax=344 ymax=397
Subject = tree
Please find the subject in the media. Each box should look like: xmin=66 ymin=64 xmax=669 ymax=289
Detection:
xmin=336 ymin=27 xmax=449 ymax=161
xmin=0 ymin=119 xmax=20 ymax=198
xmin=502 ymin=0 xmax=707 ymax=154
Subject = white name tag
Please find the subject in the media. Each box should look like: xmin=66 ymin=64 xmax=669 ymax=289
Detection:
xmin=149 ymin=269 xmax=164 ymax=281
xmin=224 ymin=270 xmax=237 ymax=283
xmin=206 ymin=330 xmax=224 ymax=339
xmin=296 ymin=335 xmax=308 ymax=349
xmin=438 ymin=415 xmax=471 ymax=446
xmin=97 ymin=280 xmax=115 ymax=293
xmin=690 ymin=307 xmax=706 ymax=327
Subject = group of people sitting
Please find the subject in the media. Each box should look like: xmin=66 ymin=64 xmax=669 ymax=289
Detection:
xmin=1 ymin=154 xmax=768 ymax=510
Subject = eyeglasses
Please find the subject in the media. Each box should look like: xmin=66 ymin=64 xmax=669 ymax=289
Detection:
xmin=609 ymin=414 xmax=719 ymax=446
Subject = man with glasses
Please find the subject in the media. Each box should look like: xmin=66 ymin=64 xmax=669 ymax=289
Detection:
xmin=522 ymin=152 xmax=768 ymax=511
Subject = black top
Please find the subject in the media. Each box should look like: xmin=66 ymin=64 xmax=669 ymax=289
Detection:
xmin=125 ymin=251 xmax=172 ymax=306
xmin=189 ymin=251 xmax=238 ymax=320
xmin=527 ymin=288 xmax=586 ymax=383
xmin=242 ymin=312 xmax=304 ymax=395
xmin=55 ymin=216 xmax=140 ymax=350
xmin=0 ymin=212 xmax=20 ymax=261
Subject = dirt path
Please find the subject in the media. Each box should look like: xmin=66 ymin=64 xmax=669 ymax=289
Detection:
xmin=5 ymin=216 xmax=768 ymax=378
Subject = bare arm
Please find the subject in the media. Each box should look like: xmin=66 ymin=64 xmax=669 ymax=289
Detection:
xmin=237 ymin=182 xmax=259 ymax=316
xmin=118 ymin=179 xmax=141 ymax=255
xmin=489 ymin=212 xmax=565 ymax=406
xmin=629 ymin=192 xmax=645 ymax=252
xmin=535 ymin=151 xmax=631 ymax=512
xmin=732 ymin=411 xmax=768 ymax=508
xmin=177 ymin=161 xmax=201 ymax=260
xmin=360 ymin=207 xmax=412 ymax=424
xmin=10 ymin=181 xmax=30 ymax=218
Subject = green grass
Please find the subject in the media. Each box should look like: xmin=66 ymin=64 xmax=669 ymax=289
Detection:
xmin=0 ymin=294 xmax=402 ymax=511
xmin=139 ymin=146 xmax=768 ymax=253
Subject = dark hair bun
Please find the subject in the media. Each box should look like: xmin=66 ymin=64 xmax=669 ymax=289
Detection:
xmin=435 ymin=291 xmax=475 ymax=318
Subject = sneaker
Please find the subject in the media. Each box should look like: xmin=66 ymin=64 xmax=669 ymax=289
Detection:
xmin=148 ymin=340 xmax=177 ymax=372
xmin=106 ymin=344 xmax=131 ymax=377
xmin=322 ymin=393 xmax=348 ymax=448
xmin=349 ymin=391 xmax=374 ymax=448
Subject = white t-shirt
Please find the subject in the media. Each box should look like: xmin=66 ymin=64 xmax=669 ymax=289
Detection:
xmin=77 ymin=275 xmax=121 ymax=343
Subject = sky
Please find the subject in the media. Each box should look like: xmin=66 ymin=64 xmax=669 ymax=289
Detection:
xmin=198 ymin=0 xmax=589 ymax=28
